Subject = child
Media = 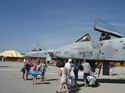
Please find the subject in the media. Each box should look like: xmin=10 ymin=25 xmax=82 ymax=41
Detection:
xmin=31 ymin=60 xmax=41 ymax=85
xmin=40 ymin=61 xmax=48 ymax=82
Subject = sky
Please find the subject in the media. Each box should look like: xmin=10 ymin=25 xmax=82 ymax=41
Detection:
xmin=0 ymin=0 xmax=125 ymax=53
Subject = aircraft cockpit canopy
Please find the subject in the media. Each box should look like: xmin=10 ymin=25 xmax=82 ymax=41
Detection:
xmin=75 ymin=33 xmax=91 ymax=42
xmin=94 ymin=18 xmax=123 ymax=40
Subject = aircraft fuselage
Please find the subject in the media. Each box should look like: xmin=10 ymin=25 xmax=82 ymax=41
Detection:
xmin=55 ymin=37 xmax=125 ymax=62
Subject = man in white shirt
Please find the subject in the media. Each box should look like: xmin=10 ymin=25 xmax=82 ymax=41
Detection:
xmin=82 ymin=59 xmax=91 ymax=86
xmin=64 ymin=59 xmax=73 ymax=89
xmin=65 ymin=59 xmax=72 ymax=76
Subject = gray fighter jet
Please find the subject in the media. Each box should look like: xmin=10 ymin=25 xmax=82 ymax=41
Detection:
xmin=25 ymin=48 xmax=52 ymax=61
xmin=55 ymin=19 xmax=124 ymax=62
xmin=54 ymin=19 xmax=125 ymax=75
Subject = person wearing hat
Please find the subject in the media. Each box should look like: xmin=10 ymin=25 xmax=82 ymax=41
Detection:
xmin=65 ymin=59 xmax=72 ymax=77
xmin=64 ymin=59 xmax=73 ymax=89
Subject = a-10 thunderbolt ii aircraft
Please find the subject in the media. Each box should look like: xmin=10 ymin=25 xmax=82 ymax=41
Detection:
xmin=54 ymin=19 xmax=124 ymax=75
xmin=55 ymin=19 xmax=124 ymax=61
xmin=25 ymin=46 xmax=52 ymax=62
xmin=25 ymin=19 xmax=124 ymax=75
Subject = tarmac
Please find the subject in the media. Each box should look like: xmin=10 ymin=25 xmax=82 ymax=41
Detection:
xmin=0 ymin=61 xmax=125 ymax=93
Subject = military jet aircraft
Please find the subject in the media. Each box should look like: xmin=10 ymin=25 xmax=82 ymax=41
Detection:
xmin=54 ymin=19 xmax=124 ymax=75
xmin=55 ymin=19 xmax=124 ymax=62
xmin=25 ymin=48 xmax=52 ymax=61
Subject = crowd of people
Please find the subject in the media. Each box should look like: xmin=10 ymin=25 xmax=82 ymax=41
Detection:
xmin=56 ymin=59 xmax=98 ymax=93
xmin=21 ymin=58 xmax=98 ymax=93
xmin=21 ymin=58 xmax=48 ymax=85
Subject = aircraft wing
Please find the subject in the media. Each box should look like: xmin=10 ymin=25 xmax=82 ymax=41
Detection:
xmin=94 ymin=18 xmax=123 ymax=38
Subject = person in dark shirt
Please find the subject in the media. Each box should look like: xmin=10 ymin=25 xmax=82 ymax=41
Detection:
xmin=23 ymin=58 xmax=33 ymax=80
xmin=73 ymin=60 xmax=80 ymax=85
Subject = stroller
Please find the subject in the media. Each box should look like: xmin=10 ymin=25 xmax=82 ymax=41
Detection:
xmin=86 ymin=76 xmax=98 ymax=87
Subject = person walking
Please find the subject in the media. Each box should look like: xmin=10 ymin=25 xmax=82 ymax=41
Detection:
xmin=31 ymin=60 xmax=41 ymax=85
xmin=57 ymin=62 xmax=69 ymax=93
xmin=40 ymin=61 xmax=48 ymax=82
xmin=65 ymin=59 xmax=72 ymax=77
xmin=82 ymin=59 xmax=91 ymax=86
xmin=25 ymin=59 xmax=33 ymax=80
xmin=64 ymin=59 xmax=73 ymax=88
xmin=21 ymin=58 xmax=33 ymax=80
xmin=73 ymin=60 xmax=80 ymax=85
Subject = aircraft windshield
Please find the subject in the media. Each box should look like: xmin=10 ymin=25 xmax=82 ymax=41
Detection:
xmin=75 ymin=33 xmax=91 ymax=42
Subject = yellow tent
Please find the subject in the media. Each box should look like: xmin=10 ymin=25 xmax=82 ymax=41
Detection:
xmin=0 ymin=50 xmax=23 ymax=57
xmin=0 ymin=50 xmax=24 ymax=62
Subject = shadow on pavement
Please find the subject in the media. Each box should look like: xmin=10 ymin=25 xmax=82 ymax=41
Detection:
xmin=37 ymin=82 xmax=51 ymax=85
xmin=78 ymin=78 xmax=125 ymax=84
xmin=0 ymin=66 xmax=9 ymax=68
xmin=59 ymin=87 xmax=81 ymax=93
xmin=45 ymin=78 xmax=58 ymax=81
xmin=97 ymin=79 xmax=125 ymax=84
xmin=70 ymin=86 xmax=82 ymax=93
xmin=27 ymin=78 xmax=58 ymax=81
